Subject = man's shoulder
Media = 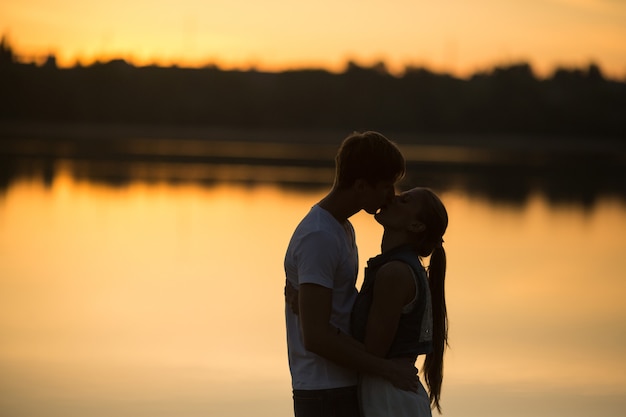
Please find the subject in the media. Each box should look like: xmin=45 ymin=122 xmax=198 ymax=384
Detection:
xmin=291 ymin=227 xmax=341 ymax=252
xmin=293 ymin=207 xmax=340 ymax=236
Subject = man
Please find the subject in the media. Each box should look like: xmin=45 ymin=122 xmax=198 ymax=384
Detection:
xmin=284 ymin=131 xmax=418 ymax=417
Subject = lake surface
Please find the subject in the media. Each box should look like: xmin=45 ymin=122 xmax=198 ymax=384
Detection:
xmin=1 ymin=159 xmax=625 ymax=417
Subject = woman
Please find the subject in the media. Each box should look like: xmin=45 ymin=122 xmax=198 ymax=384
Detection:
xmin=351 ymin=187 xmax=448 ymax=416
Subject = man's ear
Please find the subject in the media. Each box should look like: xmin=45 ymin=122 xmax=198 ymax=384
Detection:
xmin=353 ymin=178 xmax=370 ymax=192
xmin=408 ymin=221 xmax=426 ymax=233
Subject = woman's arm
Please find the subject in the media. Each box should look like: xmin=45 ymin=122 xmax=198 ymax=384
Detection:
xmin=364 ymin=261 xmax=416 ymax=357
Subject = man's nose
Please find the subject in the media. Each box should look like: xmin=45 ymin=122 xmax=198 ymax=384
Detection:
xmin=387 ymin=192 xmax=398 ymax=204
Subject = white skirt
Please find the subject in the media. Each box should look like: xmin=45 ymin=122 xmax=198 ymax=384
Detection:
xmin=359 ymin=374 xmax=432 ymax=417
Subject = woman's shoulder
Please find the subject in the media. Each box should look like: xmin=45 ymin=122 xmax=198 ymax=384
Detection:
xmin=373 ymin=260 xmax=416 ymax=306
xmin=375 ymin=261 xmax=416 ymax=287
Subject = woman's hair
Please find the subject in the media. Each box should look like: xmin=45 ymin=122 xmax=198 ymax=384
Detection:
xmin=334 ymin=131 xmax=405 ymax=188
xmin=412 ymin=188 xmax=448 ymax=413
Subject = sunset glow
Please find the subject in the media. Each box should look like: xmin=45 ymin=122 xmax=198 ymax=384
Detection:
xmin=1 ymin=0 xmax=625 ymax=78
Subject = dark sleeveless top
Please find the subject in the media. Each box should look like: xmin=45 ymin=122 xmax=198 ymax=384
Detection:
xmin=351 ymin=244 xmax=433 ymax=358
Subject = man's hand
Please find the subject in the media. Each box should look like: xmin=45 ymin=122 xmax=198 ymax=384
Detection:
xmin=284 ymin=280 xmax=300 ymax=315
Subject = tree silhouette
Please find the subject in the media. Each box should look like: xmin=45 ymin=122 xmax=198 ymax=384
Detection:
xmin=0 ymin=37 xmax=624 ymax=139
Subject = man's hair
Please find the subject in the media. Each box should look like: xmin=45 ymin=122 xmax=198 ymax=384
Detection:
xmin=334 ymin=131 xmax=405 ymax=188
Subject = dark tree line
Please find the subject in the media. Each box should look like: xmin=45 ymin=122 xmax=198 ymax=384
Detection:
xmin=1 ymin=38 xmax=625 ymax=138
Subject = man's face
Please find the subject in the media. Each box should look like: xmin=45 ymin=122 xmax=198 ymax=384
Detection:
xmin=361 ymin=180 xmax=396 ymax=215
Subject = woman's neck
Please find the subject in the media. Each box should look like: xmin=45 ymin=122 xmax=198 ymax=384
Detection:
xmin=381 ymin=232 xmax=410 ymax=253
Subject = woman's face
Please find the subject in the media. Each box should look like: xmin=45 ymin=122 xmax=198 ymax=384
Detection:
xmin=374 ymin=188 xmax=423 ymax=231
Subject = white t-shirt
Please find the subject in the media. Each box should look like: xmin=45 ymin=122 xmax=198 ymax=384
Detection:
xmin=284 ymin=204 xmax=359 ymax=390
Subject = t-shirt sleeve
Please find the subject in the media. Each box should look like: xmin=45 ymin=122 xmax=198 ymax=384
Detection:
xmin=295 ymin=230 xmax=341 ymax=289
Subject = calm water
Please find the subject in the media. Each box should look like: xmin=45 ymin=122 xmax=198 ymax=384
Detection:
xmin=1 ymin=164 xmax=625 ymax=417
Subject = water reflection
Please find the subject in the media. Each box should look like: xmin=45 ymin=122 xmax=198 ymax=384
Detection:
xmin=1 ymin=133 xmax=624 ymax=205
xmin=0 ymin=157 xmax=335 ymax=192
xmin=1 ymin=171 xmax=625 ymax=417
xmin=2 ymin=156 xmax=624 ymax=207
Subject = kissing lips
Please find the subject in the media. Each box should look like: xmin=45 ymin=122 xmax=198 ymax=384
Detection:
xmin=375 ymin=204 xmax=389 ymax=216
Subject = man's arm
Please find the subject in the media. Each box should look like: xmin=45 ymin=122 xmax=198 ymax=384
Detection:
xmin=298 ymin=283 xmax=418 ymax=391
xmin=285 ymin=279 xmax=299 ymax=314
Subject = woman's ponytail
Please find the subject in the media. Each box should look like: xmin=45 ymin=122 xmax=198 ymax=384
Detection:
xmin=424 ymin=245 xmax=448 ymax=413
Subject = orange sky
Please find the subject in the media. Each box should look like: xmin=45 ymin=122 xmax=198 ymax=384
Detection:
xmin=1 ymin=0 xmax=625 ymax=79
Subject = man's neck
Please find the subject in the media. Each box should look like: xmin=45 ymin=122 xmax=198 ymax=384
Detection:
xmin=318 ymin=188 xmax=361 ymax=223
